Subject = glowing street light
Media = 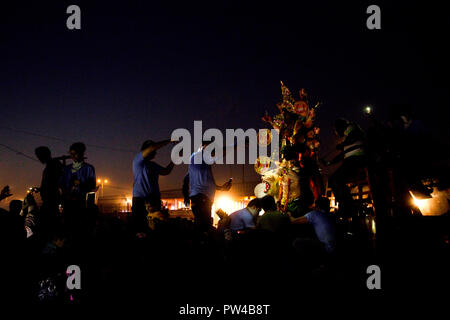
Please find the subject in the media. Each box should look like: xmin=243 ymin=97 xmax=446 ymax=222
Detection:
xmin=97 ymin=178 xmax=109 ymax=197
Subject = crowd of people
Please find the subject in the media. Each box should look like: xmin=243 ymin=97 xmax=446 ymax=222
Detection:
xmin=0 ymin=103 xmax=447 ymax=303
xmin=0 ymin=136 xmax=341 ymax=303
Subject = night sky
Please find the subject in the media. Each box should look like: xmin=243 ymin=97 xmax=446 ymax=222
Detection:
xmin=1 ymin=0 xmax=449 ymax=204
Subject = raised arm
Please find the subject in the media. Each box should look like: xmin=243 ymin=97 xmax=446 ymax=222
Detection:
xmin=0 ymin=185 xmax=12 ymax=201
xmin=141 ymin=139 xmax=171 ymax=159
xmin=216 ymin=178 xmax=232 ymax=191
xmin=159 ymin=161 xmax=175 ymax=176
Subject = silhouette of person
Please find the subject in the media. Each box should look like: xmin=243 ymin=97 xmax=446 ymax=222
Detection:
xmin=60 ymin=142 xmax=96 ymax=248
xmin=35 ymin=146 xmax=63 ymax=240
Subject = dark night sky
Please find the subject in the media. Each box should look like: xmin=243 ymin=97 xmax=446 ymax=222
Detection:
xmin=1 ymin=0 xmax=449 ymax=203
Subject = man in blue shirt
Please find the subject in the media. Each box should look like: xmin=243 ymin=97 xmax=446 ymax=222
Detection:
xmin=60 ymin=142 xmax=97 ymax=244
xmin=290 ymin=197 xmax=337 ymax=254
xmin=61 ymin=142 xmax=96 ymax=204
xmin=132 ymin=139 xmax=174 ymax=234
xmin=183 ymin=142 xmax=233 ymax=234
xmin=229 ymin=198 xmax=261 ymax=232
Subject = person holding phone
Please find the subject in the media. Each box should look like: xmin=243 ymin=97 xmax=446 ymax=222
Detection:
xmin=184 ymin=141 xmax=233 ymax=235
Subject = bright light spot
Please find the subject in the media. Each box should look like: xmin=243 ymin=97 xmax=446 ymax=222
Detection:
xmin=410 ymin=188 xmax=450 ymax=216
xmin=211 ymin=195 xmax=254 ymax=227
xmin=97 ymin=179 xmax=101 ymax=183
xmin=364 ymin=105 xmax=372 ymax=114
xmin=104 ymin=179 xmax=108 ymax=184
xmin=215 ymin=196 xmax=235 ymax=214
xmin=412 ymin=196 xmax=427 ymax=209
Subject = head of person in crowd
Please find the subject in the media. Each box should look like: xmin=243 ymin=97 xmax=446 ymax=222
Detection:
xmin=35 ymin=146 xmax=52 ymax=164
xmin=0 ymin=208 xmax=26 ymax=244
xmin=261 ymin=195 xmax=277 ymax=212
xmin=69 ymin=142 xmax=86 ymax=163
xmin=315 ymin=197 xmax=330 ymax=214
xmin=246 ymin=198 xmax=262 ymax=218
xmin=141 ymin=140 xmax=157 ymax=160
xmin=9 ymin=200 xmax=22 ymax=216
xmin=333 ymin=118 xmax=349 ymax=137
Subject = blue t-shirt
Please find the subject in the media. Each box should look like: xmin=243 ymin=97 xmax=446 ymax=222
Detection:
xmin=61 ymin=162 xmax=96 ymax=198
xmin=188 ymin=149 xmax=217 ymax=200
xmin=132 ymin=153 xmax=164 ymax=198
xmin=229 ymin=208 xmax=256 ymax=231
xmin=305 ymin=210 xmax=336 ymax=253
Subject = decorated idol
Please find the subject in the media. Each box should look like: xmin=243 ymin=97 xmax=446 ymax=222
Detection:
xmin=255 ymin=81 xmax=323 ymax=217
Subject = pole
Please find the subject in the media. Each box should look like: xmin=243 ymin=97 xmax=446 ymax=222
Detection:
xmin=242 ymin=164 xmax=245 ymax=195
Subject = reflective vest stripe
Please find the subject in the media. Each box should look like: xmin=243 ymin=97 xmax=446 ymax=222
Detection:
xmin=343 ymin=142 xmax=364 ymax=158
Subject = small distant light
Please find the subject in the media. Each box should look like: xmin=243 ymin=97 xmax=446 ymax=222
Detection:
xmin=97 ymin=179 xmax=101 ymax=183
xmin=104 ymin=179 xmax=108 ymax=184
xmin=364 ymin=106 xmax=372 ymax=114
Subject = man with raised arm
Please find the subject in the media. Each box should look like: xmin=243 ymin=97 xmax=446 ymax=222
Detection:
xmin=132 ymin=139 xmax=174 ymax=235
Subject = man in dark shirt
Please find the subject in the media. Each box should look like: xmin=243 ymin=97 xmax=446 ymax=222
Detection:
xmin=324 ymin=118 xmax=366 ymax=216
xmin=257 ymin=196 xmax=290 ymax=234
xmin=35 ymin=146 xmax=63 ymax=239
